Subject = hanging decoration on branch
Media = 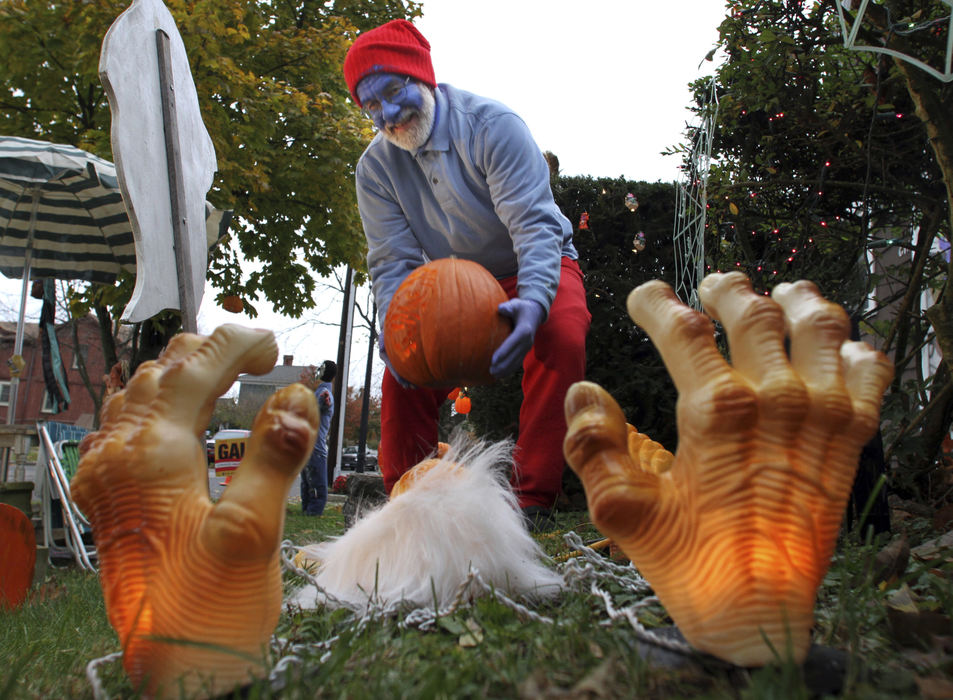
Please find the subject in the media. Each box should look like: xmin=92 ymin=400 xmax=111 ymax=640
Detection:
xmin=7 ymin=354 xmax=25 ymax=378
xmin=221 ymin=295 xmax=244 ymax=314
xmin=578 ymin=211 xmax=590 ymax=230
xmin=450 ymin=387 xmax=472 ymax=415
xmin=624 ymin=193 xmax=639 ymax=212
xmin=632 ymin=232 xmax=646 ymax=254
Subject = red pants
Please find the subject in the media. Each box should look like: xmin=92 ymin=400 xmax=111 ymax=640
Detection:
xmin=379 ymin=257 xmax=590 ymax=509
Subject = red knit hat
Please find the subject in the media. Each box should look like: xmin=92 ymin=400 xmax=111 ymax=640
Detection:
xmin=343 ymin=19 xmax=437 ymax=106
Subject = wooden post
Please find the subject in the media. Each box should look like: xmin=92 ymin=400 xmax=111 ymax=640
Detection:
xmin=155 ymin=28 xmax=197 ymax=333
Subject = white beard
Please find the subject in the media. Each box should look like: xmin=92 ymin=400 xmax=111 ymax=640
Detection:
xmin=381 ymin=86 xmax=436 ymax=151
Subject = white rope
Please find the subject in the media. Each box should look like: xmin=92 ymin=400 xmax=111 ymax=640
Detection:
xmin=271 ymin=532 xmax=695 ymax=680
xmin=397 ymin=568 xmax=555 ymax=630
xmin=269 ymin=541 xmax=558 ymax=688
xmin=559 ymin=532 xmax=694 ymax=655
xmin=85 ymin=651 xmax=123 ymax=700
xmin=85 ymin=533 xmax=694 ymax=696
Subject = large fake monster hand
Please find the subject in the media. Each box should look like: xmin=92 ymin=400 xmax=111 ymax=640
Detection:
xmin=71 ymin=325 xmax=318 ymax=699
xmin=563 ymin=273 xmax=893 ymax=667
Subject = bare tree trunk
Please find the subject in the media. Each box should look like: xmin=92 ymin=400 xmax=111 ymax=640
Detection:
xmin=877 ymin=11 xmax=953 ymax=378
xmin=70 ymin=320 xmax=102 ymax=422
xmin=95 ymin=303 xmax=119 ymax=371
xmin=884 ymin=203 xmax=943 ymax=386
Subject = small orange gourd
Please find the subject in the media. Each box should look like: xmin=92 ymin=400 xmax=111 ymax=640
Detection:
xmin=221 ymin=295 xmax=244 ymax=314
xmin=454 ymin=395 xmax=471 ymax=414
xmin=384 ymin=259 xmax=512 ymax=388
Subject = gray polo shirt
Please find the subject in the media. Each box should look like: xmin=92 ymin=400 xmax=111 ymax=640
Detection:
xmin=355 ymin=83 xmax=577 ymax=325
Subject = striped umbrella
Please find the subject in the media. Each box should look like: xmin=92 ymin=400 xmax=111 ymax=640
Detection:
xmin=0 ymin=135 xmax=229 ymax=283
xmin=0 ymin=135 xmax=136 ymax=284
xmin=0 ymin=135 xmax=230 ymax=425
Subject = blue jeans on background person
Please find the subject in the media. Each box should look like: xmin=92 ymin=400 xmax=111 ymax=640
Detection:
xmin=301 ymin=448 xmax=328 ymax=516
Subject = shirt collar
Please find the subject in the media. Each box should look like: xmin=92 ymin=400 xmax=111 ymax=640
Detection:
xmin=414 ymin=85 xmax=450 ymax=156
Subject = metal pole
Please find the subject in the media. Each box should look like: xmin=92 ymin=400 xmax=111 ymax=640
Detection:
xmin=327 ymin=267 xmax=355 ymax=484
xmin=156 ymin=28 xmax=197 ymax=333
xmin=356 ymin=302 xmax=377 ymax=473
xmin=7 ymin=189 xmax=41 ymax=428
xmin=3 ymin=189 xmax=40 ymax=480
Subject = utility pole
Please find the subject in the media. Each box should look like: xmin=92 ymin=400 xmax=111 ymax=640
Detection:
xmin=356 ymin=302 xmax=377 ymax=473
xmin=327 ymin=266 xmax=355 ymax=485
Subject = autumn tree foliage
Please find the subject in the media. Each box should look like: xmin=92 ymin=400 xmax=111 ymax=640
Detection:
xmin=0 ymin=0 xmax=418 ymax=367
xmin=342 ymin=386 xmax=380 ymax=449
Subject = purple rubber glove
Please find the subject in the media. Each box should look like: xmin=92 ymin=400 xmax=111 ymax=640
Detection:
xmin=378 ymin=330 xmax=415 ymax=389
xmin=490 ymin=299 xmax=546 ymax=378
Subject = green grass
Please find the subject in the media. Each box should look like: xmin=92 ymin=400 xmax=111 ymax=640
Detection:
xmin=0 ymin=570 xmax=127 ymax=698
xmin=1 ymin=505 xmax=950 ymax=699
xmin=283 ymin=503 xmax=347 ymax=544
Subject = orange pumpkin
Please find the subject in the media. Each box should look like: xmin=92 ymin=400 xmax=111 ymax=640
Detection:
xmin=454 ymin=395 xmax=471 ymax=414
xmin=0 ymin=503 xmax=35 ymax=609
xmin=384 ymin=259 xmax=512 ymax=388
xmin=222 ymin=295 xmax=244 ymax=314
xmin=390 ymin=443 xmax=453 ymax=499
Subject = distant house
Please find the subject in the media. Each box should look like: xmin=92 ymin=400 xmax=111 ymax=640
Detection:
xmin=235 ymin=354 xmax=312 ymax=414
xmin=0 ymin=315 xmax=116 ymax=429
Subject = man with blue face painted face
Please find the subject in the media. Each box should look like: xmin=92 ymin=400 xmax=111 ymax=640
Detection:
xmin=343 ymin=19 xmax=590 ymax=532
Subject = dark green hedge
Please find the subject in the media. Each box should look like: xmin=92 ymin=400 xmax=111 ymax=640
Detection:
xmin=453 ymin=176 xmax=682 ymax=457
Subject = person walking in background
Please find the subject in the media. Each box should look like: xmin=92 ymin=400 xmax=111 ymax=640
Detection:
xmin=302 ymin=360 xmax=337 ymax=516
xmin=343 ymin=20 xmax=590 ymax=532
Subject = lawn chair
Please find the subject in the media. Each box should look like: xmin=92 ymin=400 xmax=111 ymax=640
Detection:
xmin=34 ymin=422 xmax=96 ymax=572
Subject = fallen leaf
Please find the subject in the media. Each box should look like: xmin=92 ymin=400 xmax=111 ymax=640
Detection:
xmin=437 ymin=616 xmax=466 ymax=636
xmin=915 ymin=675 xmax=953 ymax=699
xmin=458 ymin=618 xmax=483 ymax=648
xmin=886 ymin=586 xmax=952 ymax=648
xmin=933 ymin=504 xmax=953 ymax=531
xmin=887 ymin=584 xmax=918 ymax=613
xmin=911 ymin=530 xmax=953 ymax=563
xmin=871 ymin=536 xmax=909 ymax=584
xmin=570 ymin=657 xmax=618 ymax=698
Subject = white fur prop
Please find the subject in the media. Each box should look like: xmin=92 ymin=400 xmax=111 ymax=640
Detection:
xmin=289 ymin=440 xmax=564 ymax=611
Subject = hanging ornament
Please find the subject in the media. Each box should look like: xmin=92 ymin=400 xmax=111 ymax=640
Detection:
xmin=454 ymin=388 xmax=471 ymax=415
xmin=578 ymin=211 xmax=589 ymax=230
xmin=221 ymin=295 xmax=244 ymax=314
xmin=624 ymin=193 xmax=639 ymax=212
xmin=632 ymin=231 xmax=646 ymax=253
xmin=8 ymin=354 xmax=25 ymax=377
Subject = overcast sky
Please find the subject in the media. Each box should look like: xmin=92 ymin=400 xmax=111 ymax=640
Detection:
xmin=1 ymin=1 xmax=728 ymax=390
xmin=415 ymin=0 xmax=726 ymax=183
